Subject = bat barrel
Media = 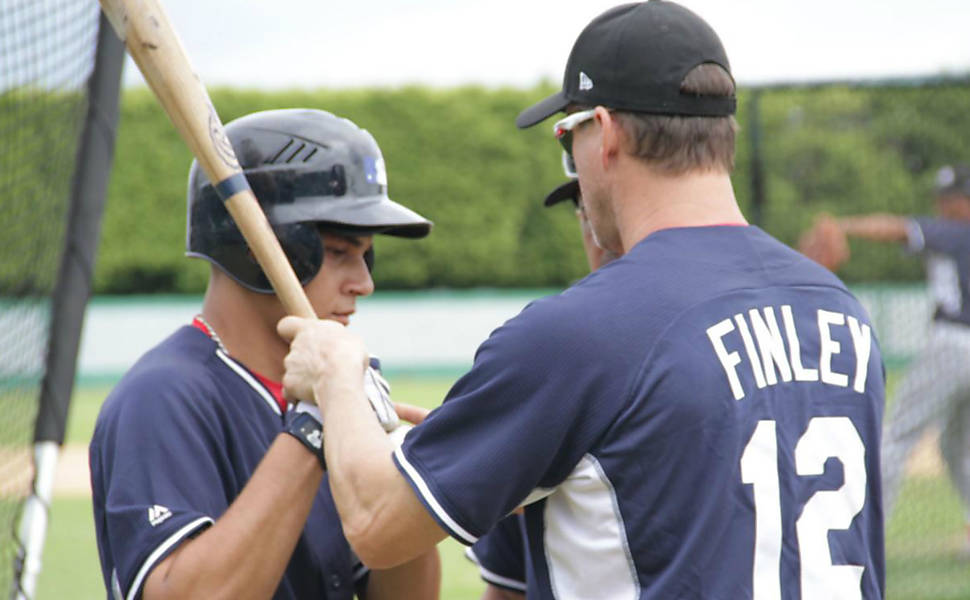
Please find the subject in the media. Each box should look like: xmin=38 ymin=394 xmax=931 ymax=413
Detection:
xmin=98 ymin=0 xmax=317 ymax=320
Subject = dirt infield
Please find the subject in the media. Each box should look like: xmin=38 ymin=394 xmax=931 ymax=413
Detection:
xmin=0 ymin=445 xmax=92 ymax=498
xmin=55 ymin=445 xmax=91 ymax=496
xmin=2 ymin=428 xmax=953 ymax=500
xmin=0 ymin=447 xmax=32 ymax=497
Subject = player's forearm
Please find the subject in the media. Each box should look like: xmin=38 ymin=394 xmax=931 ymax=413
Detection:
xmin=316 ymin=377 xmax=403 ymax=548
xmin=365 ymin=547 xmax=442 ymax=600
xmin=837 ymin=214 xmax=909 ymax=243
xmin=316 ymin=376 xmax=444 ymax=569
xmin=143 ymin=435 xmax=323 ymax=600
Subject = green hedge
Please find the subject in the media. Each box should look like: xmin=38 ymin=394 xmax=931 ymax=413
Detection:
xmin=94 ymin=82 xmax=970 ymax=293
xmin=97 ymin=85 xmax=589 ymax=293
xmin=747 ymin=84 xmax=970 ymax=284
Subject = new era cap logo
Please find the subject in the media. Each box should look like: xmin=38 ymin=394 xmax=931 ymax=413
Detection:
xmin=148 ymin=504 xmax=172 ymax=527
xmin=578 ymin=71 xmax=594 ymax=91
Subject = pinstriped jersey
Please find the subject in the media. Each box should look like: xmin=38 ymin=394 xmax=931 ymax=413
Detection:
xmin=394 ymin=225 xmax=886 ymax=599
xmin=907 ymin=217 xmax=970 ymax=326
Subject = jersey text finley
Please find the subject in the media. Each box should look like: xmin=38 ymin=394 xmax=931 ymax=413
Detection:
xmin=707 ymin=305 xmax=872 ymax=400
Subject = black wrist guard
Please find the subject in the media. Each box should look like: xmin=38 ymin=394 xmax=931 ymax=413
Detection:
xmin=284 ymin=412 xmax=326 ymax=470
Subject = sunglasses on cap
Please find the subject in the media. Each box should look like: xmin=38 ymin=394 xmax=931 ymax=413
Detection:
xmin=553 ymin=109 xmax=597 ymax=157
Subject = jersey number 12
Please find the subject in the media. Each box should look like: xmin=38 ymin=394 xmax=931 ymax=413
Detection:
xmin=741 ymin=417 xmax=866 ymax=600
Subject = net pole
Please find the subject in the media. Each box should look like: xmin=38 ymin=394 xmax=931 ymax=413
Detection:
xmin=746 ymin=90 xmax=765 ymax=228
xmin=12 ymin=13 xmax=124 ymax=600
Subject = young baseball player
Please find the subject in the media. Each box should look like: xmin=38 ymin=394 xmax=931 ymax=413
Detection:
xmin=279 ymin=2 xmax=887 ymax=598
xmin=802 ymin=163 xmax=970 ymax=555
xmin=89 ymin=109 xmax=440 ymax=599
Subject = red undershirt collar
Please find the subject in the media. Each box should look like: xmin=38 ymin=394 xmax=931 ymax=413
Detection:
xmin=191 ymin=317 xmax=287 ymax=413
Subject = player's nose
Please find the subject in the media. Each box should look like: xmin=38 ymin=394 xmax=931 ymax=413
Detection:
xmin=345 ymin=257 xmax=374 ymax=297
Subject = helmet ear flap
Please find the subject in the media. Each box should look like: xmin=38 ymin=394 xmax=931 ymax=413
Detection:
xmin=277 ymin=223 xmax=325 ymax=288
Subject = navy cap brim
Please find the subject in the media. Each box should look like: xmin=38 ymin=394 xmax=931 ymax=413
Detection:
xmin=543 ymin=179 xmax=579 ymax=207
xmin=516 ymin=90 xmax=570 ymax=129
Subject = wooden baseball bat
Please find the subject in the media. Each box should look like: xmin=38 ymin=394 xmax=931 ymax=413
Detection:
xmin=99 ymin=0 xmax=316 ymax=319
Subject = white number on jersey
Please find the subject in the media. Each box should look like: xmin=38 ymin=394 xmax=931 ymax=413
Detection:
xmin=741 ymin=416 xmax=866 ymax=600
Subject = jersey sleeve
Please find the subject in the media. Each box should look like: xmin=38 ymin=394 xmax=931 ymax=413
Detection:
xmin=392 ymin=298 xmax=628 ymax=544
xmin=909 ymin=217 xmax=970 ymax=255
xmin=465 ymin=514 xmax=527 ymax=593
xmin=90 ymin=369 xmax=230 ymax=600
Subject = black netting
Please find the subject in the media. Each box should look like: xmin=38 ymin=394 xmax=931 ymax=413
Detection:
xmin=0 ymin=0 xmax=100 ymax=595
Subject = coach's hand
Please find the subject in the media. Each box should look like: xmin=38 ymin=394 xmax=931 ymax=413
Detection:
xmin=278 ymin=316 xmax=369 ymax=407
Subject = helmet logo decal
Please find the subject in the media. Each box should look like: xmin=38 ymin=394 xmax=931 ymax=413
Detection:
xmin=364 ymin=156 xmax=388 ymax=186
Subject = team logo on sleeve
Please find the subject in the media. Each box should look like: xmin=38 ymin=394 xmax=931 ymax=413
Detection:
xmin=148 ymin=504 xmax=172 ymax=527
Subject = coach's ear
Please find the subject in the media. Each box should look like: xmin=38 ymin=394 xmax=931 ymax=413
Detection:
xmin=596 ymin=106 xmax=623 ymax=167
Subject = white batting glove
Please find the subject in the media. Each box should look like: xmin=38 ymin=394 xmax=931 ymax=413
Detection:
xmin=295 ymin=364 xmax=399 ymax=433
xmin=363 ymin=364 xmax=400 ymax=432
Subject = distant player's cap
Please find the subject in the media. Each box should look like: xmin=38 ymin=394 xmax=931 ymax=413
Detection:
xmin=934 ymin=164 xmax=970 ymax=197
xmin=516 ymin=0 xmax=735 ymax=129
xmin=544 ymin=180 xmax=580 ymax=207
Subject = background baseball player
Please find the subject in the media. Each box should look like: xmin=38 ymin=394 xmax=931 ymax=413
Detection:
xmin=89 ymin=109 xmax=440 ymax=599
xmin=543 ymin=177 xmax=620 ymax=272
xmin=801 ymin=163 xmax=970 ymax=555
xmin=278 ymin=2 xmax=887 ymax=598
xmin=466 ymin=178 xmax=619 ymax=598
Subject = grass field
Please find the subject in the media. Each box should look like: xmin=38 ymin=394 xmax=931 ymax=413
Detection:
xmin=34 ymin=376 xmax=970 ymax=598
xmin=35 ymin=497 xmax=484 ymax=599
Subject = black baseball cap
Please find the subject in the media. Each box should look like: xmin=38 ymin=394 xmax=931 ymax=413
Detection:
xmin=934 ymin=164 xmax=970 ymax=197
xmin=516 ymin=0 xmax=735 ymax=129
xmin=544 ymin=180 xmax=580 ymax=207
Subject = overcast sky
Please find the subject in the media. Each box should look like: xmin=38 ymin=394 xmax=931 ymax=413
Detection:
xmin=117 ymin=0 xmax=970 ymax=90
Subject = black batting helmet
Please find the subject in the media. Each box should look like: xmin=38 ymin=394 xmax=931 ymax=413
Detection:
xmin=186 ymin=108 xmax=432 ymax=293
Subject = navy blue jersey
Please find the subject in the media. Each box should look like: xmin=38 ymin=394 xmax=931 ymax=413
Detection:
xmin=907 ymin=217 xmax=970 ymax=326
xmin=466 ymin=515 xmax=528 ymax=594
xmin=90 ymin=326 xmax=366 ymax=600
xmin=395 ymin=226 xmax=885 ymax=599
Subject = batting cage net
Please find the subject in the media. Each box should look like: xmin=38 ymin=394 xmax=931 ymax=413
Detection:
xmin=743 ymin=76 xmax=970 ymax=599
xmin=0 ymin=1 xmax=111 ymax=597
